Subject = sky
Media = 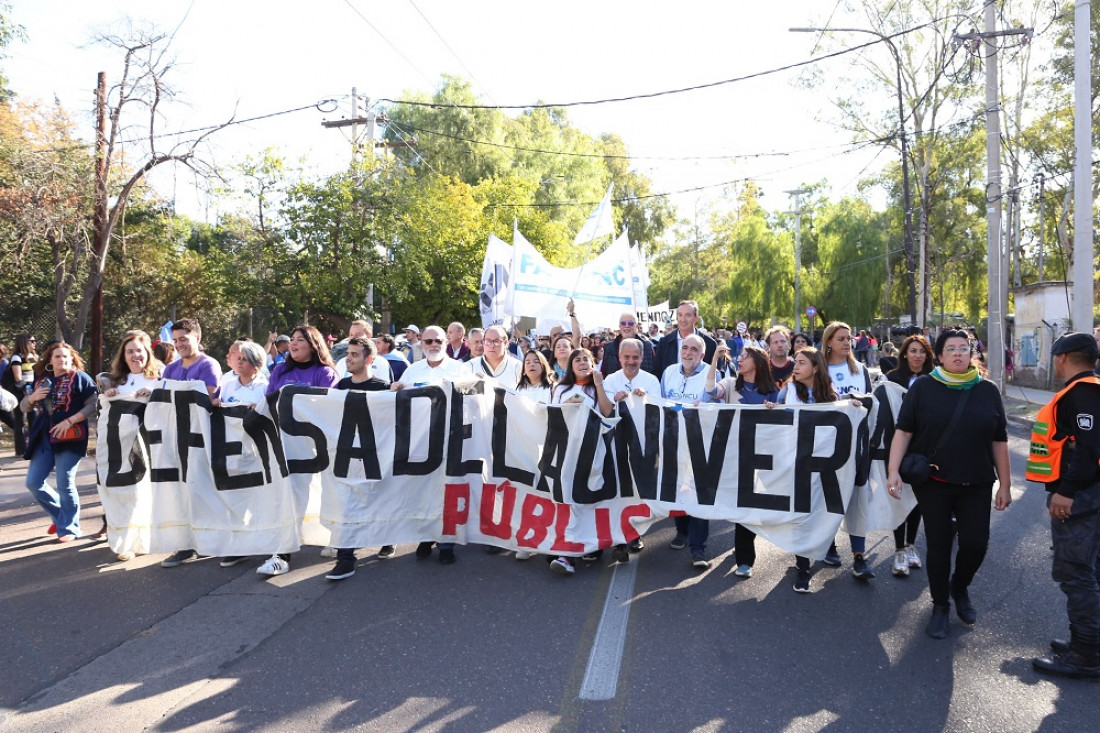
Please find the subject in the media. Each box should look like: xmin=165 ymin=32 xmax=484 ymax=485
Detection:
xmin=5 ymin=1 xmax=935 ymax=231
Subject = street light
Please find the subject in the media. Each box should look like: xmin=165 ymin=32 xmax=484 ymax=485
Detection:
xmin=790 ymin=26 xmax=917 ymax=325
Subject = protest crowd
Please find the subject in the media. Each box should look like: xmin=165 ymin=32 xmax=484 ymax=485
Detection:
xmin=3 ymin=300 xmax=1100 ymax=682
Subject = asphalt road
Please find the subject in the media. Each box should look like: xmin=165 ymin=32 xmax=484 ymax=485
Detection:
xmin=0 ymin=421 xmax=1094 ymax=733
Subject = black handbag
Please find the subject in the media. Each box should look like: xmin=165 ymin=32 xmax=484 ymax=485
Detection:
xmin=899 ymin=387 xmax=970 ymax=485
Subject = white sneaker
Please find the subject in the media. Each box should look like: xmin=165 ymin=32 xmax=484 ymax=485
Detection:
xmin=320 ymin=546 xmax=338 ymax=558
xmin=515 ymin=550 xmax=535 ymax=560
xmin=892 ymin=550 xmax=909 ymax=577
xmin=549 ymin=557 xmax=575 ymax=575
xmin=905 ymin=545 xmax=922 ymax=568
xmin=257 ymin=555 xmax=289 ymax=576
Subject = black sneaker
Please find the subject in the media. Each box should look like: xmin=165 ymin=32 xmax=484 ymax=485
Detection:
xmin=581 ymin=550 xmax=603 ymax=563
xmin=793 ymin=569 xmax=812 ymax=593
xmin=951 ymin=589 xmax=976 ymax=624
xmin=415 ymin=542 xmax=434 ymax=559
xmin=691 ymin=554 xmax=710 ymax=570
xmin=439 ymin=548 xmax=457 ymax=565
xmin=822 ymin=548 xmax=842 ymax=567
xmin=377 ymin=545 xmax=396 ymax=559
xmin=628 ymin=537 xmax=645 ymax=552
xmin=161 ymin=549 xmax=199 ymax=568
xmin=325 ymin=559 xmax=356 ymax=581
xmin=852 ymin=554 xmax=875 ymax=580
xmin=219 ymin=556 xmax=248 ymax=568
xmin=611 ymin=545 xmax=630 ymax=565
xmin=670 ymin=534 xmax=687 ymax=551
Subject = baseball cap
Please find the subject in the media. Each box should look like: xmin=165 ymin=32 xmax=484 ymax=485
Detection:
xmin=403 ymin=324 xmax=420 ymax=334
xmin=1051 ymin=332 xmax=1099 ymax=358
xmin=275 ymin=334 xmax=291 ymax=344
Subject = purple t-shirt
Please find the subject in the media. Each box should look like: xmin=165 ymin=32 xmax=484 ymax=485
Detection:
xmin=162 ymin=354 xmax=222 ymax=389
xmin=265 ymin=361 xmax=340 ymax=395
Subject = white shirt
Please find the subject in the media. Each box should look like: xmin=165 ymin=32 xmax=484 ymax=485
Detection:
xmin=467 ymin=354 xmax=523 ymax=388
xmin=402 ymin=355 xmax=468 ymax=386
xmin=515 ymin=384 xmax=552 ymax=404
xmin=661 ymin=363 xmax=709 ymax=405
xmin=779 ymin=384 xmax=813 ymax=405
xmin=114 ymin=373 xmax=161 ymax=395
xmin=827 ymin=361 xmax=870 ymax=397
xmin=604 ymin=369 xmax=661 ymax=400
xmin=552 ymin=383 xmax=596 ymax=409
xmin=220 ymin=373 xmax=270 ymax=405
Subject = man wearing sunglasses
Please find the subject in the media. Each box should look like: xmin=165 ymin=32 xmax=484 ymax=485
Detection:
xmin=390 ymin=324 xmax=469 ymax=566
xmin=601 ymin=312 xmax=656 ymax=377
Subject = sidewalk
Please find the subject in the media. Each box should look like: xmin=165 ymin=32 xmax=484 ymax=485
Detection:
xmin=0 ymin=453 xmax=99 ymax=510
xmin=1001 ymin=381 xmax=1054 ymax=428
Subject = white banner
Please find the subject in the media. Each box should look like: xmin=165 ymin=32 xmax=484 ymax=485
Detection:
xmin=509 ymin=229 xmax=637 ymax=330
xmin=573 ymin=183 xmax=614 ymax=244
xmin=628 ymin=242 xmax=649 ymax=312
xmin=98 ymin=381 xmax=910 ymax=560
xmin=478 ymin=233 xmax=513 ymax=329
xmin=637 ymin=300 xmax=672 ymax=327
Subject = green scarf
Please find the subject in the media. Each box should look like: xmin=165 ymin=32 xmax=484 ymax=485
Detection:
xmin=929 ymin=365 xmax=981 ymax=390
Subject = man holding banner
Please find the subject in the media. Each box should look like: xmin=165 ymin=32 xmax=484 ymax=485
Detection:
xmin=655 ymin=301 xmax=717 ymax=377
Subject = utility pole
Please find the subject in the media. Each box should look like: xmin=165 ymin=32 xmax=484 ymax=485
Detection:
xmin=90 ymin=72 xmax=108 ymax=373
xmin=785 ymin=187 xmax=812 ymax=334
xmin=955 ymin=6 xmax=1032 ymax=393
xmin=1072 ymin=0 xmax=1093 ymax=332
xmin=1035 ymin=172 xmax=1046 ymax=281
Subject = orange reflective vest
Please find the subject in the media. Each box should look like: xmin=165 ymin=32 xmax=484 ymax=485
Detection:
xmin=1026 ymin=375 xmax=1100 ymax=483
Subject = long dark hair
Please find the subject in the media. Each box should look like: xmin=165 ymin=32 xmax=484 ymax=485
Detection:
xmin=14 ymin=333 xmax=36 ymax=358
xmin=893 ymin=334 xmax=934 ymax=380
xmin=734 ymin=345 xmax=777 ymax=394
xmin=554 ymin=348 xmax=596 ymax=401
xmin=792 ymin=347 xmax=837 ymax=404
xmin=290 ymin=325 xmax=335 ymax=368
xmin=518 ymin=349 xmax=553 ymax=390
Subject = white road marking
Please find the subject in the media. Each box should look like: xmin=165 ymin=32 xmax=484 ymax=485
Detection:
xmin=578 ymin=558 xmax=639 ymax=700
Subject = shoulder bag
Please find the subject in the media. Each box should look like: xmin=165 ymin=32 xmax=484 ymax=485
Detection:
xmin=899 ymin=387 xmax=970 ymax=485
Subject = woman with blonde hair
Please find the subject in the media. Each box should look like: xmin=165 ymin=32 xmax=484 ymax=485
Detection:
xmin=102 ymin=330 xmax=164 ymax=398
xmin=821 ymin=321 xmax=874 ymax=579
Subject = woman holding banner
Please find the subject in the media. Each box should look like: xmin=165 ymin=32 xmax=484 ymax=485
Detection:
xmin=548 ymin=348 xmax=614 ymax=575
xmin=767 ymin=348 xmax=840 ymax=593
xmin=886 ymin=328 xmax=1012 ymax=639
xmin=884 ymin=334 xmax=935 ymax=578
xmin=102 ymin=330 xmax=164 ymax=398
xmin=821 ymin=322 xmax=874 ymax=580
xmin=257 ymin=325 xmax=340 ymax=578
xmin=20 ymin=342 xmax=98 ymax=542
xmin=705 ymin=343 xmax=779 ymax=579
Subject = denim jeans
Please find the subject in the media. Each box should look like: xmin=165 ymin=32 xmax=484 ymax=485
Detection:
xmin=674 ymin=515 xmax=709 ymax=555
xmin=25 ymin=442 xmax=83 ymax=537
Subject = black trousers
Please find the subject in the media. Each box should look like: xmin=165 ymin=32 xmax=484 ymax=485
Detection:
xmin=1049 ymin=485 xmax=1100 ymax=636
xmin=912 ymin=480 xmax=993 ymax=606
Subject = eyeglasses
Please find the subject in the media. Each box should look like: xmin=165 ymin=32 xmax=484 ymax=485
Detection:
xmin=620 ymin=321 xmax=636 ymax=327
xmin=943 ymin=346 xmax=971 ymax=355
xmin=484 ymin=339 xmax=503 ymax=346
xmin=422 ymin=338 xmax=443 ymax=345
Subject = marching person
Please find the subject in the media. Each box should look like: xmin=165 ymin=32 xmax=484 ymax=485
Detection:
xmin=255 ymin=325 xmax=340 ymax=578
xmin=392 ymin=325 xmax=468 ymax=565
xmin=515 ymin=350 xmax=555 ymax=405
xmin=661 ymin=334 xmax=712 ymax=569
xmin=547 ymin=348 xmax=615 ymax=575
xmin=764 ymin=326 xmax=795 ymax=384
xmin=21 ymin=342 xmax=97 ymax=543
xmin=1027 ymin=333 xmax=1100 ymax=679
xmin=603 ymin=337 xmax=661 ymax=557
xmin=160 ymin=318 xmax=224 ymax=569
xmin=601 ymin=313 xmax=657 ymax=377
xmin=467 ymin=325 xmax=523 ymax=387
xmin=326 ymin=337 xmax=395 ymax=581
xmin=885 ymin=334 xmax=935 ymax=577
xmin=885 ymin=327 xmax=1011 ymax=639
xmin=705 ymin=342 xmax=779 ymax=578
xmin=654 ymin=300 xmax=717 ymax=376
xmin=821 ymin=321 xmax=874 ymax=579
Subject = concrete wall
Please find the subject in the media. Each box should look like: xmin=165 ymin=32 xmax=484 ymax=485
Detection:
xmin=1011 ymin=282 xmax=1072 ymax=389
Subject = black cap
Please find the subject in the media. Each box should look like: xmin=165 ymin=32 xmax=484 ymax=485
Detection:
xmin=1051 ymin=332 xmax=1099 ymax=358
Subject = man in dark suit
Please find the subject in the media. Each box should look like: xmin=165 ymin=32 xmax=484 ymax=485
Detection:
xmin=653 ymin=300 xmax=717 ymax=376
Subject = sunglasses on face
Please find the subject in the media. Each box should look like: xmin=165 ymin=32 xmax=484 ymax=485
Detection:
xmin=422 ymin=338 xmax=443 ymax=345
xmin=620 ymin=321 xmax=636 ymax=327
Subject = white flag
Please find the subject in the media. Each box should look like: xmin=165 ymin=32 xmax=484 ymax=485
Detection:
xmin=573 ymin=184 xmax=614 ymax=245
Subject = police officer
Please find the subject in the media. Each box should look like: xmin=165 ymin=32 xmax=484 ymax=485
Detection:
xmin=1028 ymin=332 xmax=1100 ymax=680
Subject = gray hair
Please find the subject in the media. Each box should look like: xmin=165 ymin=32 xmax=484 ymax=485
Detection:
xmin=238 ymin=340 xmax=266 ymax=369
